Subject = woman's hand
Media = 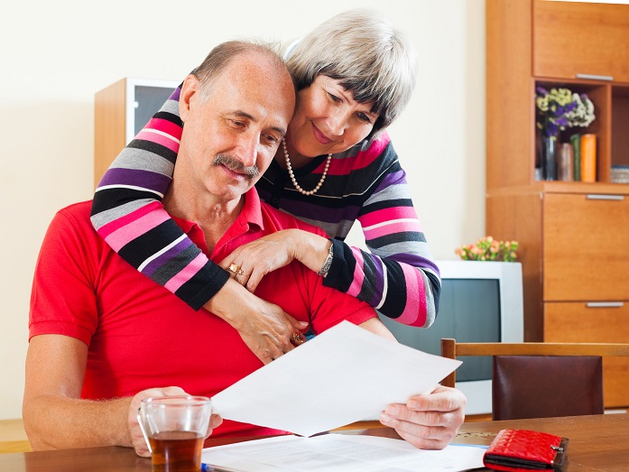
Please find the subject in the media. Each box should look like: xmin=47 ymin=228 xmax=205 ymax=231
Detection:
xmin=219 ymin=230 xmax=298 ymax=292
xmin=233 ymin=294 xmax=309 ymax=364
xmin=219 ymin=229 xmax=332 ymax=292
xmin=203 ymin=278 xmax=308 ymax=364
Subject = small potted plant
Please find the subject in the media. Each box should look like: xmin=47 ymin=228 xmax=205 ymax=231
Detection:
xmin=455 ymin=236 xmax=518 ymax=262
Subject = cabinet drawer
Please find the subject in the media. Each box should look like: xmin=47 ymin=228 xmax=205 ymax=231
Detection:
xmin=544 ymin=301 xmax=629 ymax=342
xmin=533 ymin=0 xmax=629 ymax=82
xmin=545 ymin=301 xmax=629 ymax=408
xmin=543 ymin=193 xmax=629 ymax=301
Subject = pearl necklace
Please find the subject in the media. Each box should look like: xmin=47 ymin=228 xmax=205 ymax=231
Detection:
xmin=282 ymin=138 xmax=332 ymax=196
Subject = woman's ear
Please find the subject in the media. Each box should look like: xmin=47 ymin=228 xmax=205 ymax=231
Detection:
xmin=179 ymin=74 xmax=200 ymax=123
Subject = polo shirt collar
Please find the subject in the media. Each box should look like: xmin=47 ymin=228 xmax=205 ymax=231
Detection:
xmin=227 ymin=187 xmax=265 ymax=234
xmin=170 ymin=187 xmax=265 ymax=238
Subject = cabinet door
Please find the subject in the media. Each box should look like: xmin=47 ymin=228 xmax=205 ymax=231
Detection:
xmin=544 ymin=301 xmax=629 ymax=408
xmin=533 ymin=0 xmax=629 ymax=82
xmin=543 ymin=193 xmax=629 ymax=301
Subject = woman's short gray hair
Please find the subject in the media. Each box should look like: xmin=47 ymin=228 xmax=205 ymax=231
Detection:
xmin=287 ymin=9 xmax=418 ymax=138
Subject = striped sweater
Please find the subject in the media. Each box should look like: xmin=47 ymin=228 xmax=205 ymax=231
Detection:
xmin=91 ymin=86 xmax=441 ymax=328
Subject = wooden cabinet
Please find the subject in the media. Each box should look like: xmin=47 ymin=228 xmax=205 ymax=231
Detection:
xmin=94 ymin=78 xmax=178 ymax=188
xmin=543 ymin=192 xmax=629 ymax=301
xmin=545 ymin=302 xmax=629 ymax=407
xmin=486 ymin=0 xmax=629 ymax=408
xmin=533 ymin=0 xmax=629 ymax=82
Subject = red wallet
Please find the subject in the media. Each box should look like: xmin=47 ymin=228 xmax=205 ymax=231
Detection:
xmin=483 ymin=429 xmax=569 ymax=472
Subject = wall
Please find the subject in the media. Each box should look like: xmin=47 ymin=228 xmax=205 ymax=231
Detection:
xmin=0 ymin=0 xmax=486 ymax=420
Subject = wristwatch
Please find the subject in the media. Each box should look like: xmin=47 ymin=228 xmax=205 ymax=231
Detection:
xmin=317 ymin=242 xmax=334 ymax=277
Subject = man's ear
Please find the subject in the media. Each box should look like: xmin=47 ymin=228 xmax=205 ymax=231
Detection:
xmin=179 ymin=74 xmax=200 ymax=122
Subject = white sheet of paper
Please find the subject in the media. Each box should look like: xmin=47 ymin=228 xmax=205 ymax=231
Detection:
xmin=211 ymin=321 xmax=461 ymax=437
xmin=202 ymin=434 xmax=486 ymax=472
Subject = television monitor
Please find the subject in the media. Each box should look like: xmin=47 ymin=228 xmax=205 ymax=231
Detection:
xmin=378 ymin=260 xmax=524 ymax=415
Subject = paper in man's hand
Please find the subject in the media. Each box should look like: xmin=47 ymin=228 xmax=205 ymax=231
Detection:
xmin=211 ymin=321 xmax=461 ymax=437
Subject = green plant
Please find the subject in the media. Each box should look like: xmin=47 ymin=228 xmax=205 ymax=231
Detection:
xmin=455 ymin=236 xmax=519 ymax=262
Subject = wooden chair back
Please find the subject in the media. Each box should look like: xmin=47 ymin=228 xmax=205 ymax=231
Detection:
xmin=440 ymin=339 xmax=629 ymax=420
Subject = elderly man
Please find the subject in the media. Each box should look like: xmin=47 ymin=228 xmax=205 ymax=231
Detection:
xmin=24 ymin=41 xmax=465 ymax=457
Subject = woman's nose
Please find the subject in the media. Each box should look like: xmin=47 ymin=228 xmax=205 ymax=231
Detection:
xmin=327 ymin=106 xmax=351 ymax=136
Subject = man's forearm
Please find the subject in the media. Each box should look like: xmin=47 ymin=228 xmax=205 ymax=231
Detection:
xmin=23 ymin=394 xmax=132 ymax=450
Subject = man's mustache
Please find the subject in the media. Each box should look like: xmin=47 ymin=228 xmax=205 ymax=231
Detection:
xmin=213 ymin=154 xmax=259 ymax=177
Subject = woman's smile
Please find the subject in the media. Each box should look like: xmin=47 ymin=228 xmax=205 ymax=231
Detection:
xmin=311 ymin=122 xmax=332 ymax=145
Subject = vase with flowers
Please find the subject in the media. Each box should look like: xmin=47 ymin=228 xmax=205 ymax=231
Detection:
xmin=455 ymin=236 xmax=519 ymax=262
xmin=535 ymin=86 xmax=595 ymax=180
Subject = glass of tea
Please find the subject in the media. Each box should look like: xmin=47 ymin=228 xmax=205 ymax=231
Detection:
xmin=137 ymin=395 xmax=212 ymax=472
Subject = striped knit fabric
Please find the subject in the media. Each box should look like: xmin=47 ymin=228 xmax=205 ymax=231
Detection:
xmin=91 ymin=85 xmax=441 ymax=327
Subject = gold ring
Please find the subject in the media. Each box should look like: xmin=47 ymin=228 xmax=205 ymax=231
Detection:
xmin=228 ymin=263 xmax=240 ymax=275
xmin=237 ymin=268 xmax=246 ymax=277
xmin=291 ymin=332 xmax=305 ymax=345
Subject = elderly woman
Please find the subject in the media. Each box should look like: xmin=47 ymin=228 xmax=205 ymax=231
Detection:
xmin=91 ymin=9 xmax=463 ymax=449
xmin=93 ymin=8 xmax=439 ymax=356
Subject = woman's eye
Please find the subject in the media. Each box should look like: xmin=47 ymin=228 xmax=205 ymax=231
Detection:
xmin=327 ymin=92 xmax=341 ymax=103
xmin=357 ymin=112 xmax=372 ymax=124
xmin=230 ymin=120 xmax=245 ymax=128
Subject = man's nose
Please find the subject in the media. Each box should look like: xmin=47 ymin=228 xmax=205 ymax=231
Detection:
xmin=235 ymin=133 xmax=259 ymax=167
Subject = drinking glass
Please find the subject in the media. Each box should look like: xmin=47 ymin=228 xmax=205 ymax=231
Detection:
xmin=137 ymin=395 xmax=212 ymax=472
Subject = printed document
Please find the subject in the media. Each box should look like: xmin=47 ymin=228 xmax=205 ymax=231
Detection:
xmin=211 ymin=321 xmax=462 ymax=437
xmin=202 ymin=434 xmax=486 ymax=471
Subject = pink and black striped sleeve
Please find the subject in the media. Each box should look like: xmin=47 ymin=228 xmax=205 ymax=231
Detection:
xmin=322 ymin=144 xmax=441 ymax=329
xmin=90 ymin=86 xmax=229 ymax=310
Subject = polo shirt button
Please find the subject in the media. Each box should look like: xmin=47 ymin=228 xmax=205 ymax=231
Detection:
xmin=271 ymin=197 xmax=279 ymax=205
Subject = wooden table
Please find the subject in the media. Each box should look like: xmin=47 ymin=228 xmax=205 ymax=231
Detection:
xmin=1 ymin=414 xmax=627 ymax=471
xmin=456 ymin=414 xmax=629 ymax=471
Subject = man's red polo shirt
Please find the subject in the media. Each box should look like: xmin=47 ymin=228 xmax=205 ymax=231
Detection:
xmin=29 ymin=189 xmax=376 ymax=438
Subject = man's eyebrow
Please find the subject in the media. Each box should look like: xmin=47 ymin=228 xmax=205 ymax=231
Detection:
xmin=271 ymin=125 xmax=287 ymax=137
xmin=232 ymin=110 xmax=287 ymax=136
xmin=232 ymin=110 xmax=255 ymax=121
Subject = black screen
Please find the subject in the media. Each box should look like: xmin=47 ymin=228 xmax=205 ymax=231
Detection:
xmin=134 ymin=86 xmax=177 ymax=135
xmin=379 ymin=278 xmax=501 ymax=381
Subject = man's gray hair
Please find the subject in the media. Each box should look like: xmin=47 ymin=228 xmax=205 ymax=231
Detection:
xmin=286 ymin=9 xmax=418 ymax=138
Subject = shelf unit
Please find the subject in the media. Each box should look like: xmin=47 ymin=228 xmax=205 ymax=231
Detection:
xmin=486 ymin=0 xmax=629 ymax=408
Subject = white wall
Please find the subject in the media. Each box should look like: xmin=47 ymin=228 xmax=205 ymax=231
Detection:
xmin=0 ymin=0 xmax=486 ymax=420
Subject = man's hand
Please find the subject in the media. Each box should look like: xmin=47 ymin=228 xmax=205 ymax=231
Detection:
xmin=128 ymin=387 xmax=187 ymax=457
xmin=378 ymin=385 xmax=466 ymax=449
xmin=128 ymin=387 xmax=223 ymax=458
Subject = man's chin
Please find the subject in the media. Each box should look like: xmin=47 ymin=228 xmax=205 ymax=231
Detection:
xmin=207 ymin=182 xmax=254 ymax=203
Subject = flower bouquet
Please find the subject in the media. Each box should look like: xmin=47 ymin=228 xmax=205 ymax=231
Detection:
xmin=535 ymin=87 xmax=595 ymax=138
xmin=455 ymin=236 xmax=519 ymax=262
